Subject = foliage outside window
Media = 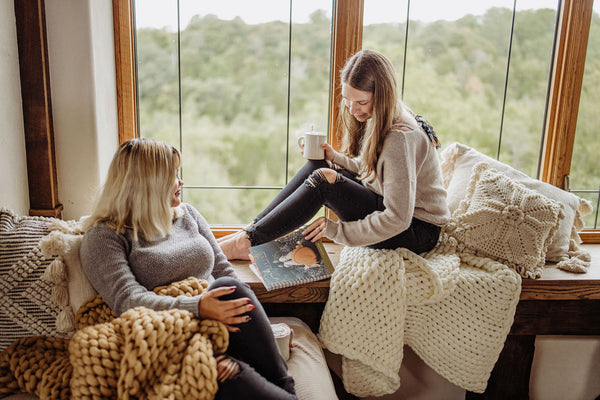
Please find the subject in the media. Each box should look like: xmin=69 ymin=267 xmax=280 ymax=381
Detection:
xmin=134 ymin=0 xmax=332 ymax=225
xmin=119 ymin=0 xmax=598 ymax=240
xmin=364 ymin=1 xmax=557 ymax=178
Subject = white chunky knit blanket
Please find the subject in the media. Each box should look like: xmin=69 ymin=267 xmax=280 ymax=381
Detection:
xmin=318 ymin=240 xmax=521 ymax=396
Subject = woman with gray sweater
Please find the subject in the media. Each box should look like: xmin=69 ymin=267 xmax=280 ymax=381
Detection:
xmin=80 ymin=138 xmax=296 ymax=399
xmin=220 ymin=49 xmax=450 ymax=260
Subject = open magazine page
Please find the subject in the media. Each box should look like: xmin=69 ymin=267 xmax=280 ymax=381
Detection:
xmin=249 ymin=229 xmax=333 ymax=290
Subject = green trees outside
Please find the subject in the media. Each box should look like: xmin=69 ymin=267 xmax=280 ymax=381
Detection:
xmin=136 ymin=8 xmax=598 ymax=227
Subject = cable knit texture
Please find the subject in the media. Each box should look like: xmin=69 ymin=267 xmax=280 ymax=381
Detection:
xmin=0 ymin=277 xmax=228 ymax=400
xmin=440 ymin=142 xmax=593 ymax=273
xmin=444 ymin=163 xmax=563 ymax=279
xmin=318 ymin=238 xmax=521 ymax=396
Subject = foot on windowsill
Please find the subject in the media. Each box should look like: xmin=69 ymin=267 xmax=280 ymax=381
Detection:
xmin=219 ymin=230 xmax=251 ymax=261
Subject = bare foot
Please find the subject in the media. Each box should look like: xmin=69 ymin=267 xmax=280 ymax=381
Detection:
xmin=219 ymin=231 xmax=251 ymax=260
xmin=216 ymin=223 xmax=254 ymax=244
xmin=216 ymin=232 xmax=236 ymax=244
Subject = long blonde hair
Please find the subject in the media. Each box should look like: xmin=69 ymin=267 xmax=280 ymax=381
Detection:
xmin=338 ymin=49 xmax=401 ymax=182
xmin=83 ymin=138 xmax=181 ymax=241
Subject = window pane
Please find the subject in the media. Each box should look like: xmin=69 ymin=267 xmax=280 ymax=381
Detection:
xmin=363 ymin=0 xmax=557 ymax=178
xmin=134 ymin=1 xmax=179 ymax=148
xmin=571 ymin=2 xmax=600 ymax=229
xmin=499 ymin=0 xmax=557 ymax=176
xmin=134 ymin=1 xmax=333 ymax=225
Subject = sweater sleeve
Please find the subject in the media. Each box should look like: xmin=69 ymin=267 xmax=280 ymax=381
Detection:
xmin=331 ymin=151 xmax=361 ymax=174
xmin=184 ymin=204 xmax=238 ymax=280
xmin=324 ymin=129 xmax=425 ymax=247
xmin=80 ymin=225 xmax=202 ymax=317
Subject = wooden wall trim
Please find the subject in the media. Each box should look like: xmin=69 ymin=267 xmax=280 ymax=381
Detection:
xmin=541 ymin=0 xmax=593 ymax=188
xmin=14 ymin=0 xmax=62 ymax=218
xmin=113 ymin=0 xmax=138 ymax=143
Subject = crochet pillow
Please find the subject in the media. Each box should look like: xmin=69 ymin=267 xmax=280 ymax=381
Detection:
xmin=444 ymin=163 xmax=562 ymax=279
xmin=0 ymin=209 xmax=69 ymax=351
xmin=440 ymin=142 xmax=593 ymax=269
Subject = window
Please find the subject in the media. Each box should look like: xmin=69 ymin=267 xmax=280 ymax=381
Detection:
xmin=363 ymin=0 xmax=558 ymax=178
xmin=114 ymin=0 xmax=598 ymax=242
xmin=133 ymin=0 xmax=333 ymax=225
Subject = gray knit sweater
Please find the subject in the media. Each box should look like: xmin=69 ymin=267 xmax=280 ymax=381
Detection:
xmin=80 ymin=203 xmax=237 ymax=317
xmin=324 ymin=107 xmax=450 ymax=247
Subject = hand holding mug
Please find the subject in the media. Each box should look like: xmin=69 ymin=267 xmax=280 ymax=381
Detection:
xmin=298 ymin=131 xmax=327 ymax=160
xmin=320 ymin=143 xmax=336 ymax=162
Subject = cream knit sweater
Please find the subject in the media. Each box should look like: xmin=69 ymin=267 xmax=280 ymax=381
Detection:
xmin=324 ymin=108 xmax=450 ymax=247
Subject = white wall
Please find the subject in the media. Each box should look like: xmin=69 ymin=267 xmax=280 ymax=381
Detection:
xmin=45 ymin=0 xmax=118 ymax=220
xmin=0 ymin=0 xmax=117 ymax=220
xmin=0 ymin=0 xmax=29 ymax=215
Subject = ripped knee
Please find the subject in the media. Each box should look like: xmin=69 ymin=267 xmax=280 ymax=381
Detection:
xmin=322 ymin=168 xmax=338 ymax=183
xmin=306 ymin=168 xmax=339 ymax=187
xmin=216 ymin=354 xmax=241 ymax=382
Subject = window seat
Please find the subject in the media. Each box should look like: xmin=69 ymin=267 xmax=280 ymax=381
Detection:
xmin=231 ymin=242 xmax=600 ymax=400
xmin=232 ymin=243 xmax=600 ymax=305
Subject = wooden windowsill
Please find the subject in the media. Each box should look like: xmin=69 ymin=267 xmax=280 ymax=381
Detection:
xmin=232 ymin=243 xmax=600 ymax=303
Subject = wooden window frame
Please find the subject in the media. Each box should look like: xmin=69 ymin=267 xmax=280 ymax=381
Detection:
xmin=111 ymin=0 xmax=598 ymax=242
xmin=542 ymin=0 xmax=598 ymax=242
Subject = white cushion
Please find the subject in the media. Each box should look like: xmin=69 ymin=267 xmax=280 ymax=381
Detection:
xmin=270 ymin=317 xmax=338 ymax=400
xmin=55 ymin=233 xmax=97 ymax=313
xmin=39 ymin=222 xmax=97 ymax=334
xmin=440 ymin=142 xmax=592 ymax=263
xmin=444 ymin=163 xmax=562 ymax=279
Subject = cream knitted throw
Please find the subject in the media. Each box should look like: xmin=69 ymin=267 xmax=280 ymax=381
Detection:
xmin=318 ymin=239 xmax=521 ymax=396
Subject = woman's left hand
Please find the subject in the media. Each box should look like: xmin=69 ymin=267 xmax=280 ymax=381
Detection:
xmin=303 ymin=216 xmax=327 ymax=242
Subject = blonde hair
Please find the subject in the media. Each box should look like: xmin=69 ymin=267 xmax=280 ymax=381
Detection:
xmin=338 ymin=49 xmax=401 ymax=182
xmin=83 ymin=138 xmax=181 ymax=241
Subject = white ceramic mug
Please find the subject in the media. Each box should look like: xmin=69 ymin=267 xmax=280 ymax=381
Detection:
xmin=297 ymin=131 xmax=326 ymax=160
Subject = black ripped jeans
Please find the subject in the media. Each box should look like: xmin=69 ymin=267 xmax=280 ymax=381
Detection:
xmin=212 ymin=277 xmax=296 ymax=399
xmin=245 ymin=160 xmax=441 ymax=254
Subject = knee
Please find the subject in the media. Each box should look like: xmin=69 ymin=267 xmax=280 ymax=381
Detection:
xmin=321 ymin=168 xmax=338 ymax=184
xmin=211 ymin=276 xmax=240 ymax=288
xmin=216 ymin=354 xmax=241 ymax=383
xmin=211 ymin=277 xmax=252 ymax=297
xmin=306 ymin=168 xmax=338 ymax=187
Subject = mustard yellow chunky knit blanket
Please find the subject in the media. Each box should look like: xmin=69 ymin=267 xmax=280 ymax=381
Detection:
xmin=318 ymin=239 xmax=521 ymax=396
xmin=0 ymin=277 xmax=228 ymax=399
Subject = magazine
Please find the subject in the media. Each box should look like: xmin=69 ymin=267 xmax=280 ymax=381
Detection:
xmin=248 ymin=228 xmax=335 ymax=291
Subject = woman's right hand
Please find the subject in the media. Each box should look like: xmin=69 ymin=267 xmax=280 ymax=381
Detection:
xmin=198 ymin=286 xmax=254 ymax=332
xmin=321 ymin=143 xmax=336 ymax=162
